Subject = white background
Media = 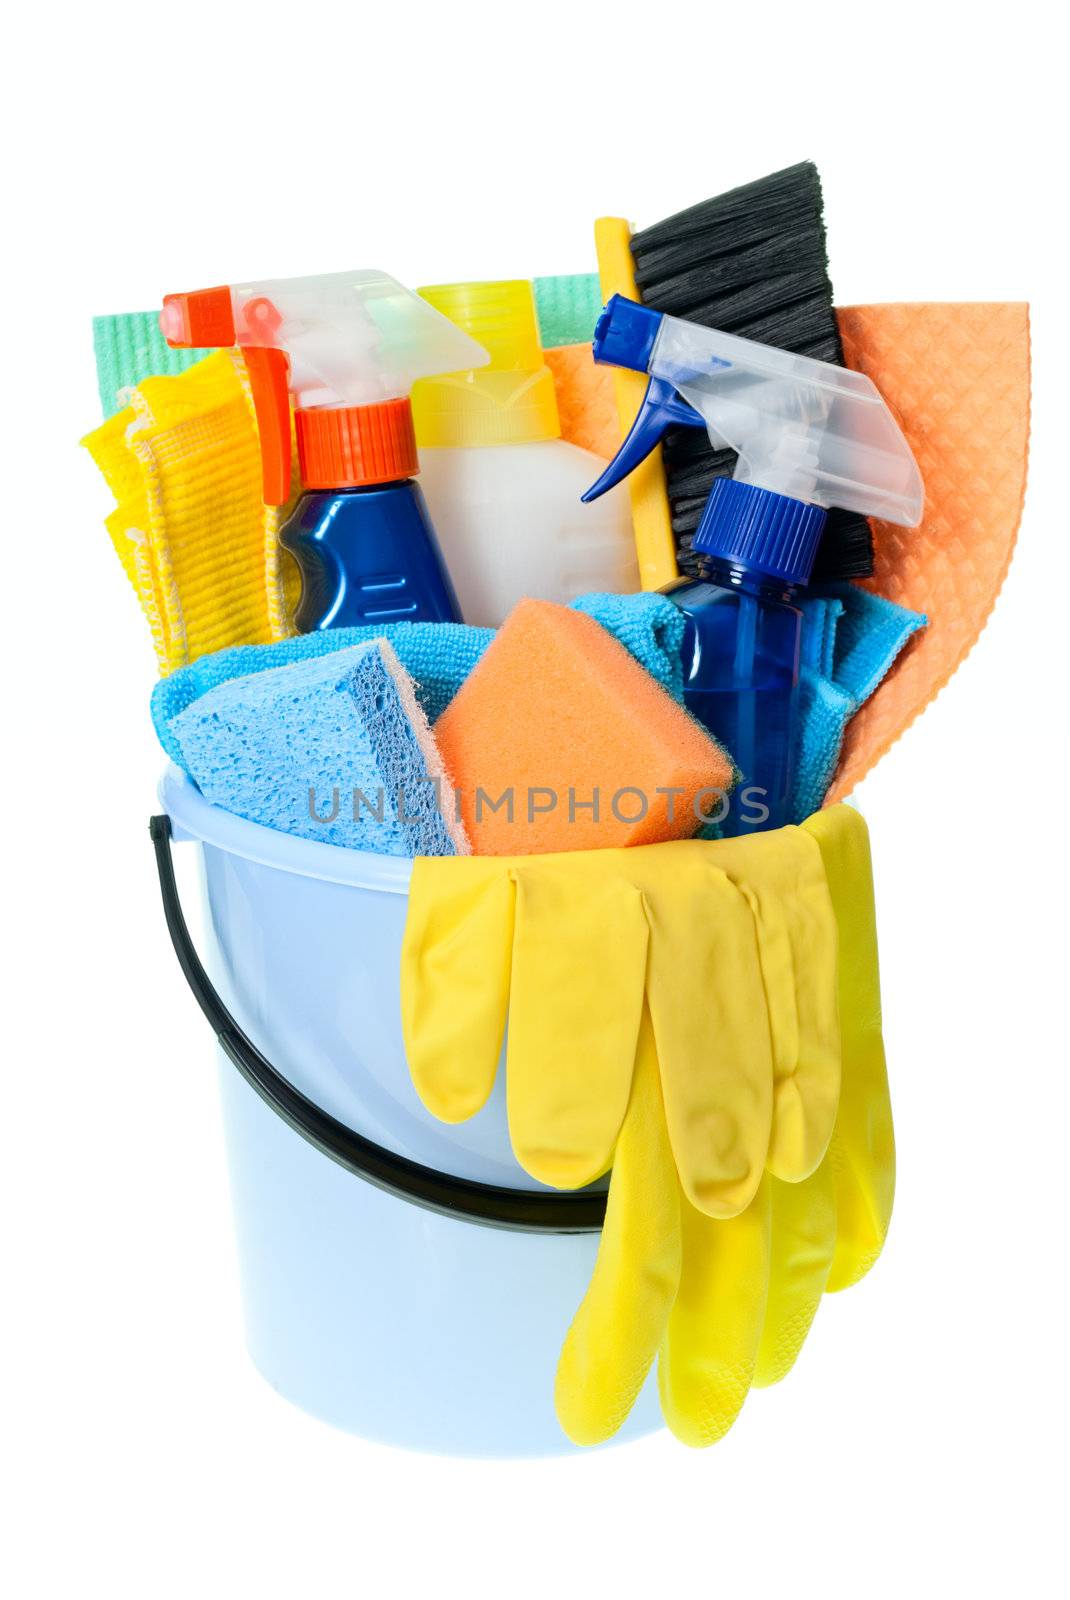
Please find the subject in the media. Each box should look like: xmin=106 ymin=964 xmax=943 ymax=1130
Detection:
xmin=4 ymin=4 xmax=1067 ymax=1595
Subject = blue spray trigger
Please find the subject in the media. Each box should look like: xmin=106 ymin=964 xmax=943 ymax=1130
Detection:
xmin=582 ymin=373 xmax=706 ymax=503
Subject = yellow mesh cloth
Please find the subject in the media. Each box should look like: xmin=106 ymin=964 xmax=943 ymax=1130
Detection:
xmin=83 ymin=351 xmax=299 ymax=675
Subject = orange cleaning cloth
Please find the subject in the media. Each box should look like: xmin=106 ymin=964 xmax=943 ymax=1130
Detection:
xmin=828 ymin=302 xmax=1030 ymax=801
xmin=434 ymin=599 xmax=734 ymax=855
xmin=545 ymin=344 xmax=621 ymax=459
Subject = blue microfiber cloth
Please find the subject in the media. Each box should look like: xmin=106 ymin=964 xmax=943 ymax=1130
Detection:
xmin=830 ymin=584 xmax=928 ymax=705
xmin=799 ymin=595 xmax=845 ymax=679
xmin=154 ymin=593 xmax=685 ymax=774
xmin=793 ymin=584 xmax=927 ymax=820
xmin=794 ymin=673 xmax=858 ymax=823
xmin=570 ymin=591 xmax=686 ymax=701
xmin=168 ymin=640 xmax=468 ymax=857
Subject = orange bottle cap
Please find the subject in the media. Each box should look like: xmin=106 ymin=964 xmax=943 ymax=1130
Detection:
xmin=296 ymin=397 xmax=419 ymax=490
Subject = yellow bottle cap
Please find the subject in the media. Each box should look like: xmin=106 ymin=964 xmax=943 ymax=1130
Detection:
xmin=412 ymin=280 xmax=561 ymax=448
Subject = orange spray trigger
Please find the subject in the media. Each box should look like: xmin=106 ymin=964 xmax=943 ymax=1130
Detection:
xmin=160 ymin=287 xmax=235 ymax=349
xmin=160 ymin=285 xmax=292 ymax=503
xmin=241 ymin=346 xmax=292 ymax=504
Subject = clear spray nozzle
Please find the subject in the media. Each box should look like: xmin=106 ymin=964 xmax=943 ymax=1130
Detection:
xmin=585 ymin=297 xmax=924 ymax=530
xmin=160 ymin=270 xmax=489 ymax=504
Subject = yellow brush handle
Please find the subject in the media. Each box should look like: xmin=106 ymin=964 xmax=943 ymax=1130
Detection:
xmin=594 ymin=217 xmax=679 ymax=592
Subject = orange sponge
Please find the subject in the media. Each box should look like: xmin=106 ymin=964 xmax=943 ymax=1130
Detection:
xmin=434 ymin=599 xmax=733 ymax=855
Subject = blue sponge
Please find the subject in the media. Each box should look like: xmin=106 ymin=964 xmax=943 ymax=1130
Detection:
xmin=169 ymin=640 xmax=469 ymax=857
xmin=153 ymin=621 xmax=494 ymax=769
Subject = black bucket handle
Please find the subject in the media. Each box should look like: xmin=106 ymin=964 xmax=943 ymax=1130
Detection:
xmin=150 ymin=816 xmax=605 ymax=1235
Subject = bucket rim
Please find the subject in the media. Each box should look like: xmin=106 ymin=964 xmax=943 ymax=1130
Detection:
xmin=159 ymin=766 xmax=414 ymax=894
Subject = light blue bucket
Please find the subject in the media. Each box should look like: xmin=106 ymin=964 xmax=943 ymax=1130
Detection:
xmin=156 ymin=766 xmax=661 ymax=1457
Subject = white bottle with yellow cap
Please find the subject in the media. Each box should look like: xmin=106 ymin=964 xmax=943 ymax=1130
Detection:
xmin=411 ymin=280 xmax=637 ymax=627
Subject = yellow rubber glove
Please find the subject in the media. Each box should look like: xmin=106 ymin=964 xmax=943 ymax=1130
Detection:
xmin=753 ymin=1163 xmax=837 ymax=1388
xmin=555 ymin=824 xmax=882 ymax=1444
xmin=802 ymin=807 xmax=895 ymax=1290
xmin=400 ymin=808 xmax=888 ymax=1448
xmin=636 ymin=847 xmax=776 ymax=1219
xmin=554 ymin=1008 xmax=682 ymax=1444
xmin=403 ymin=832 xmax=837 ymax=1214
xmin=657 ymin=1177 xmax=772 ymax=1446
xmin=400 ymin=857 xmax=517 ymax=1124
xmin=507 ymin=857 xmax=649 ymax=1188
xmin=507 ymin=845 xmax=780 ymax=1211
xmin=702 ymin=829 xmax=842 ymax=1184
xmin=652 ymin=809 xmax=892 ymax=1432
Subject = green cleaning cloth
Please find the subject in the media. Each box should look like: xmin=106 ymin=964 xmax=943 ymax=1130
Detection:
xmin=93 ymin=312 xmax=209 ymax=416
xmin=532 ymin=274 xmax=602 ymax=350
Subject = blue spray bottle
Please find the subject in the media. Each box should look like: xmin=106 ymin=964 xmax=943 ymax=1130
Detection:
xmin=583 ymin=297 xmax=924 ymax=834
xmin=161 ymin=272 xmax=489 ymax=629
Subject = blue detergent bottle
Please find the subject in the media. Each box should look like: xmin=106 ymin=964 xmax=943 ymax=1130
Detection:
xmin=279 ymin=398 xmax=461 ymax=629
xmin=160 ymin=270 xmax=489 ymax=630
xmin=583 ymin=296 xmax=924 ymax=835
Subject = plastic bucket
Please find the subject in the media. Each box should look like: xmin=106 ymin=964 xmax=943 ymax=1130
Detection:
xmin=156 ymin=766 xmax=661 ymax=1457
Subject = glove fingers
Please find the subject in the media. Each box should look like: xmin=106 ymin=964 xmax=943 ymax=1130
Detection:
xmin=753 ymin=1159 xmax=837 ymax=1388
xmin=802 ymin=807 xmax=895 ymax=1291
xmin=400 ymin=857 xmax=516 ymax=1123
xmin=825 ymin=1046 xmax=895 ymax=1292
xmin=508 ymin=860 xmax=647 ymax=1188
xmin=555 ymin=1008 xmax=682 ymax=1447
xmin=826 ymin=1106 xmax=894 ymax=1292
xmin=657 ymin=1174 xmax=772 ymax=1447
xmin=705 ymin=831 xmax=842 ymax=1184
xmin=764 ymin=833 xmax=841 ymax=1182
xmin=644 ymin=864 xmax=774 ymax=1219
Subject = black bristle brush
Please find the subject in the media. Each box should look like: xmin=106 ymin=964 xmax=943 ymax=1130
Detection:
xmin=627 ymin=161 xmax=874 ymax=582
